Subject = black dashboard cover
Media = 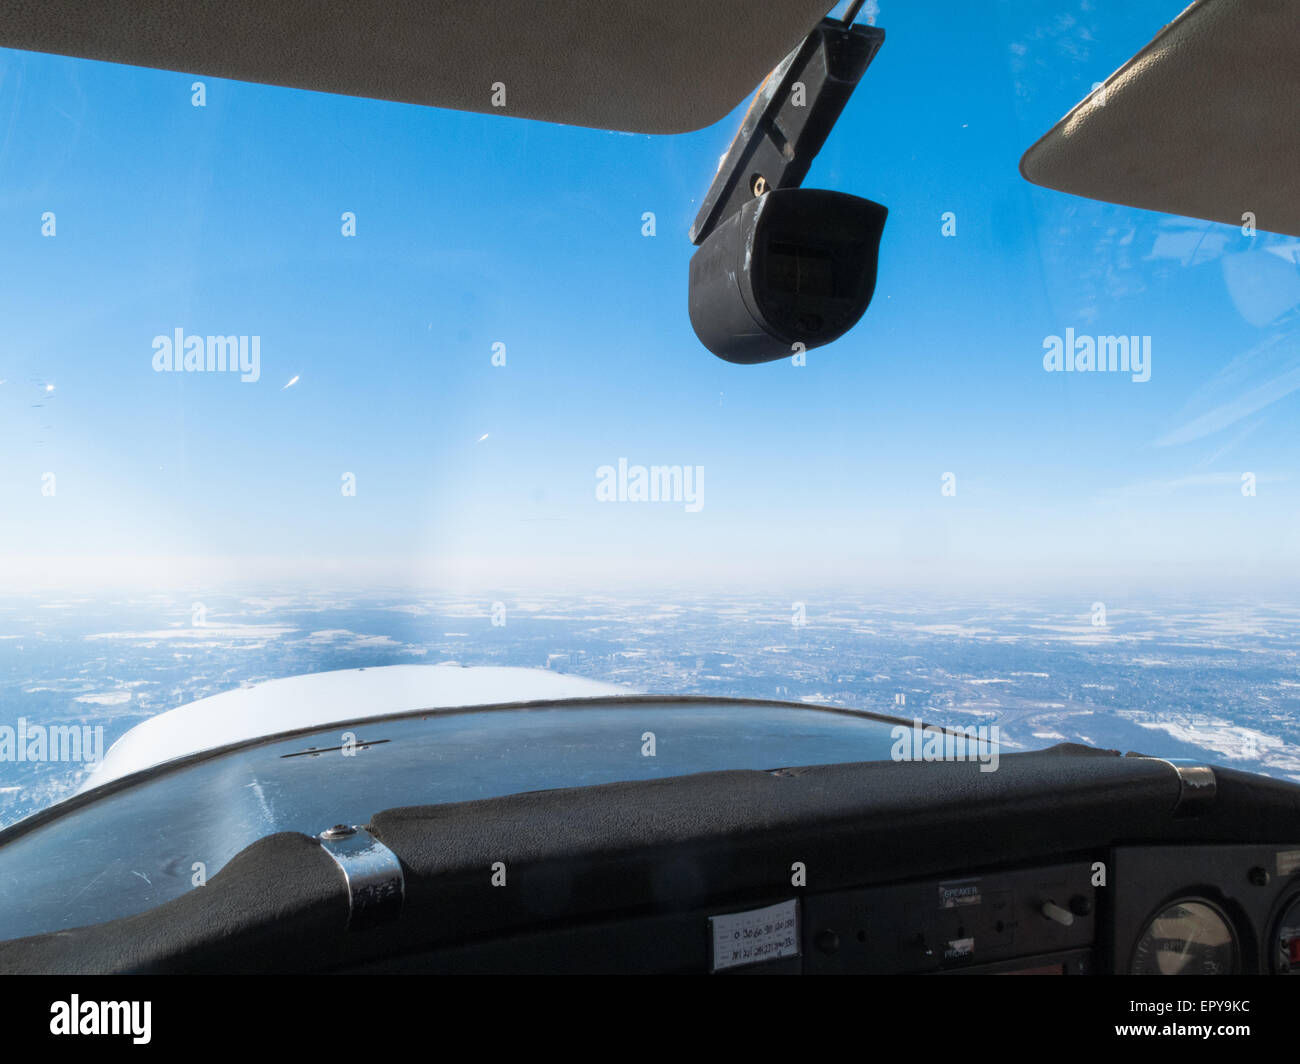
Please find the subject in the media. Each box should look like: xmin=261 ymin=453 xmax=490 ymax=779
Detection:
xmin=1 ymin=746 xmax=1297 ymax=973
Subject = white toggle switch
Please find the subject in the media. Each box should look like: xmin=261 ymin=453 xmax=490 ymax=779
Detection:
xmin=1041 ymin=900 xmax=1074 ymax=927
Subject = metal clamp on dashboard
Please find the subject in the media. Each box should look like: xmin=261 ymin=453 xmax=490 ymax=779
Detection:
xmin=318 ymin=824 xmax=406 ymax=931
xmin=1127 ymin=756 xmax=1217 ymax=818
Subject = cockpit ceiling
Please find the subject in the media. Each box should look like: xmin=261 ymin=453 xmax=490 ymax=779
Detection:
xmin=1020 ymin=0 xmax=1300 ymax=238
xmin=0 ymin=0 xmax=836 ymax=134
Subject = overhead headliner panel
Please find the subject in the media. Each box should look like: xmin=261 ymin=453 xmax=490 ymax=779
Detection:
xmin=1021 ymin=0 xmax=1300 ymax=238
xmin=0 ymin=0 xmax=837 ymax=134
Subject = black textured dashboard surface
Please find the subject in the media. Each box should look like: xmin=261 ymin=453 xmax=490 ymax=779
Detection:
xmin=1 ymin=746 xmax=1296 ymax=973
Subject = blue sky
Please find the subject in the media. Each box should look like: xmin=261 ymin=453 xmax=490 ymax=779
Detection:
xmin=1 ymin=0 xmax=1297 ymax=596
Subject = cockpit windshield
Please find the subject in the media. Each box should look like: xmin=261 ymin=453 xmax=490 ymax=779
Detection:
xmin=2 ymin=0 xmax=1299 ymax=831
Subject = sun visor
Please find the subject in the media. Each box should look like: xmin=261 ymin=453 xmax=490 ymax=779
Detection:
xmin=1020 ymin=0 xmax=1300 ymax=238
xmin=0 ymin=0 xmax=837 ymax=134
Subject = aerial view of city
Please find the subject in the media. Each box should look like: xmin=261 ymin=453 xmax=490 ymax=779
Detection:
xmin=3 ymin=588 xmax=1297 ymax=828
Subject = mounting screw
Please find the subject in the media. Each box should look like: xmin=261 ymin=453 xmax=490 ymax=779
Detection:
xmin=815 ymin=929 xmax=840 ymax=954
xmin=751 ymin=173 xmax=768 ymax=197
xmin=1248 ymin=866 xmax=1270 ymax=887
xmin=321 ymin=824 xmax=356 ymax=840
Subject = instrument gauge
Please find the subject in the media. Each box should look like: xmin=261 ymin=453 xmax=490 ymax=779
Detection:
xmin=1130 ymin=898 xmax=1238 ymax=975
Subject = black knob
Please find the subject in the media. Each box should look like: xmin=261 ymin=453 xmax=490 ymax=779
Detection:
xmin=1249 ymin=866 xmax=1270 ymax=887
xmin=1069 ymin=894 xmax=1093 ymax=917
xmin=816 ymin=929 xmax=840 ymax=954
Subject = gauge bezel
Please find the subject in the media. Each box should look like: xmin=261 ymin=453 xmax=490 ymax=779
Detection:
xmin=1129 ymin=894 xmax=1241 ymax=976
xmin=1267 ymin=888 xmax=1300 ymax=975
